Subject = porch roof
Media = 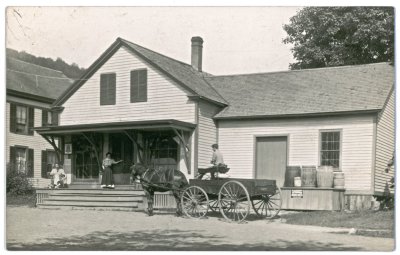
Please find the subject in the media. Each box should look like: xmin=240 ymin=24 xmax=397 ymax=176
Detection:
xmin=34 ymin=119 xmax=196 ymax=135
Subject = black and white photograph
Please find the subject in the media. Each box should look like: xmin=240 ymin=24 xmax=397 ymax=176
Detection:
xmin=2 ymin=2 xmax=396 ymax=252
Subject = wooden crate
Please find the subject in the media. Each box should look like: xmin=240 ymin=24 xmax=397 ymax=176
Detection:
xmin=280 ymin=187 xmax=345 ymax=211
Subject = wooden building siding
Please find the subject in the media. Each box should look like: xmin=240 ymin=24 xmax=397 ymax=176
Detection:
xmin=218 ymin=115 xmax=375 ymax=193
xmin=197 ymin=100 xmax=221 ymax=168
xmin=60 ymin=46 xmax=196 ymax=126
xmin=374 ymin=90 xmax=395 ymax=194
xmin=6 ymin=102 xmax=54 ymax=188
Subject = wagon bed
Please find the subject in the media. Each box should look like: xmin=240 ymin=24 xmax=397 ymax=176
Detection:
xmin=181 ymin=178 xmax=282 ymax=223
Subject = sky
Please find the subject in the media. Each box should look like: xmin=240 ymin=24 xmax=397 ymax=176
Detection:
xmin=6 ymin=6 xmax=301 ymax=75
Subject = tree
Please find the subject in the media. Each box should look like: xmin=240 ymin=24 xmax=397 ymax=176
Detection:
xmin=283 ymin=7 xmax=394 ymax=70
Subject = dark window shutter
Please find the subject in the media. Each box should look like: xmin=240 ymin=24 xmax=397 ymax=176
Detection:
xmin=131 ymin=69 xmax=147 ymax=103
xmin=100 ymin=74 xmax=107 ymax=105
xmin=9 ymin=146 xmax=16 ymax=170
xmin=41 ymin=150 xmax=47 ymax=178
xmin=10 ymin=103 xmax=17 ymax=133
xmin=100 ymin=73 xmax=116 ymax=105
xmin=130 ymin=70 xmax=139 ymax=102
xmin=27 ymin=148 xmax=34 ymax=177
xmin=109 ymin=73 xmax=116 ymax=104
xmin=42 ymin=110 xmax=48 ymax=126
xmin=52 ymin=112 xmax=59 ymax=126
xmin=28 ymin=107 xmax=34 ymax=135
xmin=139 ymin=69 xmax=147 ymax=101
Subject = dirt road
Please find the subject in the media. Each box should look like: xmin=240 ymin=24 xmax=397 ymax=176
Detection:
xmin=6 ymin=206 xmax=395 ymax=251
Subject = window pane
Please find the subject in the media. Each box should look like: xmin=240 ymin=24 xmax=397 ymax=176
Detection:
xmin=16 ymin=106 xmax=27 ymax=124
xmin=320 ymin=131 xmax=340 ymax=167
xmin=47 ymin=111 xmax=52 ymax=125
xmin=15 ymin=148 xmax=26 ymax=172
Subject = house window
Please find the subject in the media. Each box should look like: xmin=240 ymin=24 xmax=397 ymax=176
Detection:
xmin=9 ymin=146 xmax=34 ymax=177
xmin=10 ymin=103 xmax=34 ymax=135
xmin=16 ymin=105 xmax=27 ymax=133
xmin=47 ymin=111 xmax=52 ymax=125
xmin=42 ymin=110 xmax=59 ymax=126
xmin=130 ymin=69 xmax=147 ymax=102
xmin=15 ymin=147 xmax=27 ymax=172
xmin=100 ymin=73 xmax=116 ymax=105
xmin=320 ymin=131 xmax=341 ymax=168
xmin=42 ymin=150 xmax=57 ymax=178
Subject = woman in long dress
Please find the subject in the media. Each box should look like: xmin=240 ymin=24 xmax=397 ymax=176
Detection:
xmin=101 ymin=152 xmax=122 ymax=189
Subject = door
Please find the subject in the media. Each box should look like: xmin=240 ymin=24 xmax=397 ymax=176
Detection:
xmin=74 ymin=150 xmax=99 ymax=181
xmin=109 ymin=133 xmax=134 ymax=184
xmin=255 ymin=136 xmax=287 ymax=187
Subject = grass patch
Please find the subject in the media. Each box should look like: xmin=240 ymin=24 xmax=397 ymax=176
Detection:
xmin=281 ymin=210 xmax=394 ymax=238
xmin=6 ymin=192 xmax=36 ymax=207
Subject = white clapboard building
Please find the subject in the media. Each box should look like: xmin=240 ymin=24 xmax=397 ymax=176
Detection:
xmin=32 ymin=37 xmax=394 ymax=210
xmin=6 ymin=57 xmax=74 ymax=187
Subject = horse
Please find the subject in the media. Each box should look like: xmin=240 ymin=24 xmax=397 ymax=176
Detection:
xmin=130 ymin=163 xmax=189 ymax=216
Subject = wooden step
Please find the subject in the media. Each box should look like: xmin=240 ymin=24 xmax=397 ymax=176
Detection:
xmin=49 ymin=189 xmax=145 ymax=195
xmin=48 ymin=194 xmax=144 ymax=202
xmin=68 ymin=184 xmax=142 ymax=190
xmin=42 ymin=199 xmax=140 ymax=207
xmin=37 ymin=204 xmax=142 ymax=211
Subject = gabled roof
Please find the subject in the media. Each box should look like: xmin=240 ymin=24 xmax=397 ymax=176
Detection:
xmin=6 ymin=57 xmax=74 ymax=101
xmin=206 ymin=63 xmax=394 ymax=119
xmin=53 ymin=38 xmax=227 ymax=106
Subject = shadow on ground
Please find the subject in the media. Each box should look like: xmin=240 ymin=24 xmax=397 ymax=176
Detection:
xmin=7 ymin=228 xmax=362 ymax=251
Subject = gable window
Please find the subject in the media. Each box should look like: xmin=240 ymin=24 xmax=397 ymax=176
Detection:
xmin=10 ymin=103 xmax=34 ymax=135
xmin=320 ymin=130 xmax=341 ymax=169
xmin=100 ymin=73 xmax=116 ymax=105
xmin=130 ymin=69 xmax=147 ymax=102
xmin=9 ymin=146 xmax=34 ymax=177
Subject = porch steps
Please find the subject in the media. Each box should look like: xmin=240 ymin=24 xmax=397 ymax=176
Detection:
xmin=37 ymin=189 xmax=145 ymax=211
xmin=68 ymin=184 xmax=142 ymax=190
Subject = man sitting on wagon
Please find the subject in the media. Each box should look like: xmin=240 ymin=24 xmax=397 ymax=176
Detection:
xmin=197 ymin=144 xmax=229 ymax=180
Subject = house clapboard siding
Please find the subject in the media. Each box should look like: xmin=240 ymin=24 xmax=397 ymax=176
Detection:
xmin=60 ymin=46 xmax=196 ymax=125
xmin=6 ymin=102 xmax=54 ymax=187
xmin=374 ymin=89 xmax=395 ymax=194
xmin=197 ymin=101 xmax=221 ymax=168
xmin=218 ymin=115 xmax=375 ymax=194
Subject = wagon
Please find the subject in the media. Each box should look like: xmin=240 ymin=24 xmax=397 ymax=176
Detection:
xmin=180 ymin=176 xmax=282 ymax=223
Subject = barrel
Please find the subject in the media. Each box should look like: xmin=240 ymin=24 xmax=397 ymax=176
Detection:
xmin=333 ymin=172 xmax=345 ymax=189
xmin=301 ymin=165 xmax=317 ymax=187
xmin=284 ymin=166 xmax=301 ymax=187
xmin=317 ymin=166 xmax=334 ymax=188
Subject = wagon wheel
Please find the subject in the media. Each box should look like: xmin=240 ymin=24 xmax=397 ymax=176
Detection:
xmin=218 ymin=180 xmax=251 ymax=223
xmin=251 ymin=186 xmax=282 ymax=219
xmin=209 ymin=199 xmax=219 ymax=213
xmin=181 ymin=186 xmax=209 ymax=218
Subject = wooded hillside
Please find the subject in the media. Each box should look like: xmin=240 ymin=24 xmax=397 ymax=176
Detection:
xmin=6 ymin=48 xmax=86 ymax=79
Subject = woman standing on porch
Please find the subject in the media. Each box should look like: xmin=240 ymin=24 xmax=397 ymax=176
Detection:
xmin=101 ymin=152 xmax=122 ymax=189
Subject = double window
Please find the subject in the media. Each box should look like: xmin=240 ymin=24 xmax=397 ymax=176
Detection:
xmin=99 ymin=69 xmax=148 ymax=105
xmin=9 ymin=146 xmax=34 ymax=177
xmin=320 ymin=130 xmax=341 ymax=169
xmin=10 ymin=103 xmax=34 ymax=135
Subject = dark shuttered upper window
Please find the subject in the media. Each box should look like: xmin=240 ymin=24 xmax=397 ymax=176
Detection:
xmin=42 ymin=110 xmax=59 ymax=126
xmin=130 ymin=69 xmax=147 ymax=103
xmin=100 ymin=73 xmax=116 ymax=105
xmin=10 ymin=103 xmax=34 ymax=135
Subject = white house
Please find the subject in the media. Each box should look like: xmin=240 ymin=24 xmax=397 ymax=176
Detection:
xmin=33 ymin=37 xmax=394 ymax=209
xmin=6 ymin=57 xmax=74 ymax=187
